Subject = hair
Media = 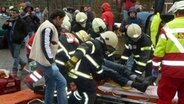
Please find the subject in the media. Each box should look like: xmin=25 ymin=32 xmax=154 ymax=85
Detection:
xmin=49 ymin=9 xmax=65 ymax=20
xmin=11 ymin=8 xmax=19 ymax=13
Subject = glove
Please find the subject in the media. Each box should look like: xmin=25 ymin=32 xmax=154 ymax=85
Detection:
xmin=152 ymin=69 xmax=160 ymax=78
xmin=65 ymin=56 xmax=79 ymax=71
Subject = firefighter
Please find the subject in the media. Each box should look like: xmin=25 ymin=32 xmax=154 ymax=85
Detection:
xmin=120 ymin=24 xmax=154 ymax=77
xmin=65 ymin=30 xmax=117 ymax=104
xmin=152 ymin=1 xmax=184 ymax=104
xmin=74 ymin=19 xmax=155 ymax=93
xmin=71 ymin=12 xmax=92 ymax=33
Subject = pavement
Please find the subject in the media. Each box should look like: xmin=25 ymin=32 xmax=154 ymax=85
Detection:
xmin=0 ymin=47 xmax=31 ymax=90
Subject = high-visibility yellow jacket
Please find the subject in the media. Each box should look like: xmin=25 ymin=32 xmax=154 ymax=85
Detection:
xmin=150 ymin=13 xmax=162 ymax=47
xmin=152 ymin=16 xmax=184 ymax=78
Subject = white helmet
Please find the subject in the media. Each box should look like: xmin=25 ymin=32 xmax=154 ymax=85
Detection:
xmin=75 ymin=12 xmax=87 ymax=23
xmin=61 ymin=15 xmax=71 ymax=32
xmin=75 ymin=30 xmax=91 ymax=42
xmin=127 ymin=24 xmax=142 ymax=38
xmin=168 ymin=1 xmax=184 ymax=13
xmin=92 ymin=18 xmax=107 ymax=33
xmin=100 ymin=31 xmax=118 ymax=49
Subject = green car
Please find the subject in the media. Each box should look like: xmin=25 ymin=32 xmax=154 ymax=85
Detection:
xmin=0 ymin=14 xmax=9 ymax=49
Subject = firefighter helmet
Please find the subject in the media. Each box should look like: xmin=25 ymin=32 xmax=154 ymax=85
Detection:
xmin=127 ymin=24 xmax=142 ymax=39
xmin=168 ymin=1 xmax=184 ymax=13
xmin=75 ymin=12 xmax=87 ymax=23
xmin=75 ymin=30 xmax=91 ymax=42
xmin=100 ymin=31 xmax=118 ymax=49
xmin=61 ymin=15 xmax=71 ymax=32
xmin=92 ymin=18 xmax=107 ymax=33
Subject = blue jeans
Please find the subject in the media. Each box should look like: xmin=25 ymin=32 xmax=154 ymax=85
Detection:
xmin=122 ymin=9 xmax=128 ymax=20
xmin=37 ymin=63 xmax=68 ymax=104
xmin=126 ymin=55 xmax=134 ymax=70
xmin=12 ymin=43 xmax=26 ymax=73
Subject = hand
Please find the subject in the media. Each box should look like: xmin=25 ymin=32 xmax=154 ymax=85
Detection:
xmin=152 ymin=69 xmax=160 ymax=78
xmin=64 ymin=60 xmax=75 ymax=71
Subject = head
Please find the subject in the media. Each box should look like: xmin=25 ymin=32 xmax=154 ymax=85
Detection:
xmin=75 ymin=30 xmax=91 ymax=43
xmin=128 ymin=7 xmax=137 ymax=18
xmin=49 ymin=9 xmax=66 ymax=27
xmin=168 ymin=0 xmax=184 ymax=16
xmin=35 ymin=7 xmax=40 ymax=13
xmin=100 ymin=31 xmax=118 ymax=54
xmin=92 ymin=18 xmax=107 ymax=33
xmin=11 ymin=8 xmax=20 ymax=19
xmin=61 ymin=15 xmax=71 ymax=33
xmin=101 ymin=2 xmax=111 ymax=12
xmin=75 ymin=12 xmax=87 ymax=28
xmin=127 ymin=24 xmax=142 ymax=42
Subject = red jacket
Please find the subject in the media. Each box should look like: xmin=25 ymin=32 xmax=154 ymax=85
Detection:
xmin=26 ymin=34 xmax=35 ymax=56
xmin=101 ymin=2 xmax=114 ymax=30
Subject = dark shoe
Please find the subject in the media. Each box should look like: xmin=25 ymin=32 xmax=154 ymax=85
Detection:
xmin=19 ymin=63 xmax=26 ymax=71
xmin=135 ymin=76 xmax=145 ymax=83
xmin=144 ymin=76 xmax=157 ymax=85
xmin=132 ymin=82 xmax=149 ymax=92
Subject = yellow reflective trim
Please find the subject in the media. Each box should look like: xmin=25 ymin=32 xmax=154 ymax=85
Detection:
xmin=86 ymin=41 xmax=95 ymax=54
xmin=77 ymin=48 xmax=86 ymax=55
xmin=121 ymin=56 xmax=129 ymax=60
xmin=58 ymin=41 xmax=71 ymax=58
xmin=57 ymin=48 xmax=64 ymax=53
xmin=147 ymin=60 xmax=152 ymax=63
xmin=134 ymin=60 xmax=146 ymax=66
xmin=135 ymin=70 xmax=143 ymax=74
xmin=85 ymin=55 xmax=100 ymax=69
xmin=97 ymin=69 xmax=103 ymax=74
xmin=69 ymin=51 xmax=75 ymax=55
xmin=68 ymin=72 xmax=78 ymax=79
xmin=70 ymin=69 xmax=93 ymax=79
xmin=133 ymin=55 xmax=140 ymax=58
xmin=55 ymin=59 xmax=65 ymax=65
xmin=125 ymin=44 xmax=129 ymax=49
xmin=141 ymin=46 xmax=152 ymax=51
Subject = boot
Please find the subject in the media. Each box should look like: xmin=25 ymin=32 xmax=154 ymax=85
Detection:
xmin=144 ymin=76 xmax=157 ymax=85
xmin=135 ymin=76 xmax=157 ymax=85
xmin=135 ymin=76 xmax=145 ymax=83
xmin=132 ymin=82 xmax=149 ymax=92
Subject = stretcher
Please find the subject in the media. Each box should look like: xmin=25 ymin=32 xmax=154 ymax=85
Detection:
xmin=0 ymin=89 xmax=43 ymax=104
xmin=96 ymin=82 xmax=178 ymax=104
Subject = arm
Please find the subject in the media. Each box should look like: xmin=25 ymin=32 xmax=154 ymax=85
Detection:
xmin=41 ymin=28 xmax=54 ymax=64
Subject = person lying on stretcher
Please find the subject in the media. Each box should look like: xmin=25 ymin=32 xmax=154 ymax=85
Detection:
xmin=24 ymin=19 xmax=155 ymax=97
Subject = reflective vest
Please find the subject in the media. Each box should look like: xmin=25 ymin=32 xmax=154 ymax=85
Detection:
xmin=150 ymin=12 xmax=162 ymax=46
xmin=152 ymin=16 xmax=184 ymax=78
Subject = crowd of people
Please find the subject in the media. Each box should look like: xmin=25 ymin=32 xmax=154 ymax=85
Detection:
xmin=1 ymin=0 xmax=184 ymax=104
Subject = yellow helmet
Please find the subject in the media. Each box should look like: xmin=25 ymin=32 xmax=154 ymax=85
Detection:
xmin=127 ymin=24 xmax=142 ymax=39
xmin=75 ymin=30 xmax=91 ymax=42
xmin=100 ymin=31 xmax=118 ymax=49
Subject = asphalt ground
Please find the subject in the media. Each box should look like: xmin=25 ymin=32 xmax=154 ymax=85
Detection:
xmin=0 ymin=47 xmax=31 ymax=90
